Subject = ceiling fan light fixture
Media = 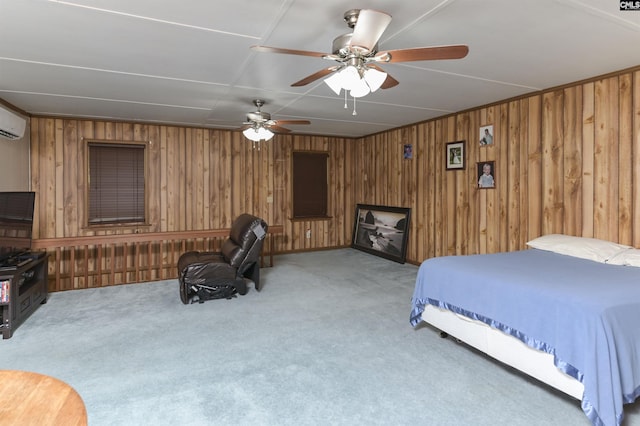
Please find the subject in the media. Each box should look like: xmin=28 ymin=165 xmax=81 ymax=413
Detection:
xmin=339 ymin=65 xmax=361 ymax=90
xmin=258 ymin=127 xmax=274 ymax=140
xmin=324 ymin=65 xmax=360 ymax=94
xmin=243 ymin=126 xmax=274 ymax=142
xmin=349 ymin=77 xmax=371 ymax=98
xmin=324 ymin=72 xmax=344 ymax=95
xmin=363 ymin=67 xmax=387 ymax=92
xmin=243 ymin=127 xmax=260 ymax=142
xmin=326 ymin=64 xmax=380 ymax=97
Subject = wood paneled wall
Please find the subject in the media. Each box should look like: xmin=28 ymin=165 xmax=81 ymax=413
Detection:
xmin=29 ymin=120 xmax=353 ymax=254
xmin=30 ymin=66 xmax=640 ymax=272
xmin=354 ymin=68 xmax=640 ymax=261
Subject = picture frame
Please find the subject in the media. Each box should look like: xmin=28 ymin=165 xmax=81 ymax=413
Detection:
xmin=477 ymin=161 xmax=496 ymax=189
xmin=479 ymin=124 xmax=494 ymax=146
xmin=351 ymin=204 xmax=411 ymax=264
xmin=446 ymin=141 xmax=465 ymax=170
xmin=403 ymin=143 xmax=413 ymax=159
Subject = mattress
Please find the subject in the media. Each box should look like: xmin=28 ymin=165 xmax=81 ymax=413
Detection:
xmin=421 ymin=304 xmax=584 ymax=400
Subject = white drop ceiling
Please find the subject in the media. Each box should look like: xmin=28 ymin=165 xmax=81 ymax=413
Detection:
xmin=1 ymin=0 xmax=640 ymax=138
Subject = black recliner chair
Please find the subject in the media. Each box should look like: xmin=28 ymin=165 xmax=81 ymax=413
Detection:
xmin=177 ymin=214 xmax=268 ymax=304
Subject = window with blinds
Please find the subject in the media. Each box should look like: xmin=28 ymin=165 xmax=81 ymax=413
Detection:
xmin=292 ymin=151 xmax=328 ymax=218
xmin=88 ymin=142 xmax=146 ymax=225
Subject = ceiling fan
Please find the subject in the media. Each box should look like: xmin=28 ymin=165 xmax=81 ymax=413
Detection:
xmin=241 ymin=99 xmax=310 ymax=147
xmin=251 ymin=8 xmax=468 ymax=98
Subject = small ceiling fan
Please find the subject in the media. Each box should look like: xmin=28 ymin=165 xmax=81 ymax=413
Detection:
xmin=241 ymin=99 xmax=310 ymax=147
xmin=251 ymin=9 xmax=468 ymax=97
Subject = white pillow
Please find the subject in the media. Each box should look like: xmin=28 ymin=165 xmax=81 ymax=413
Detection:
xmin=526 ymin=234 xmax=631 ymax=263
xmin=606 ymin=248 xmax=640 ymax=267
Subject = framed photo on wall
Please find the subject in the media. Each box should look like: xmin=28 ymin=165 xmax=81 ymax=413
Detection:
xmin=446 ymin=141 xmax=465 ymax=170
xmin=479 ymin=125 xmax=494 ymax=146
xmin=351 ymin=204 xmax=411 ymax=264
xmin=403 ymin=143 xmax=413 ymax=159
xmin=477 ymin=161 xmax=495 ymax=188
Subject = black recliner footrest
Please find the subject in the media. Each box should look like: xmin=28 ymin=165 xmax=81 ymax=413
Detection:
xmin=192 ymin=284 xmax=238 ymax=303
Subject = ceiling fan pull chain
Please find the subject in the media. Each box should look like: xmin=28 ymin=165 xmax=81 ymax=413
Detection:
xmin=352 ymin=96 xmax=357 ymax=116
xmin=343 ymin=90 xmax=348 ymax=109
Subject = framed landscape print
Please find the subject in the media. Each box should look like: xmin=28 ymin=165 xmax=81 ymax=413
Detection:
xmin=446 ymin=141 xmax=465 ymax=170
xmin=351 ymin=204 xmax=411 ymax=264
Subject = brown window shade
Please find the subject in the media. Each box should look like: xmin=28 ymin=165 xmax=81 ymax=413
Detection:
xmin=293 ymin=151 xmax=328 ymax=218
xmin=88 ymin=142 xmax=145 ymax=225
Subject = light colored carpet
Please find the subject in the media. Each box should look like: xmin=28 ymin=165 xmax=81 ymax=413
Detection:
xmin=1 ymin=248 xmax=638 ymax=425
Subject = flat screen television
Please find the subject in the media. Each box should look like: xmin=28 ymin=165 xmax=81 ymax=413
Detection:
xmin=0 ymin=191 xmax=35 ymax=265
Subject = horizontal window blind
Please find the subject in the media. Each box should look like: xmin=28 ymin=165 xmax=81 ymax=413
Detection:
xmin=88 ymin=143 xmax=145 ymax=225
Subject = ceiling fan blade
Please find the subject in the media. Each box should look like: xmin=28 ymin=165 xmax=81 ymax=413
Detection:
xmin=381 ymin=73 xmax=399 ymax=89
xmin=350 ymin=9 xmax=392 ymax=51
xmin=274 ymin=120 xmax=311 ymax=126
xmin=291 ymin=67 xmax=337 ymax=87
xmin=251 ymin=45 xmax=328 ymax=58
xmin=382 ymin=45 xmax=469 ymax=63
xmin=268 ymin=125 xmax=292 ymax=133
xmin=367 ymin=64 xmax=399 ymax=89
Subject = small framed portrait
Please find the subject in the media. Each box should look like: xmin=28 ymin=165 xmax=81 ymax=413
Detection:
xmin=446 ymin=141 xmax=465 ymax=170
xmin=477 ymin=161 xmax=495 ymax=188
xmin=403 ymin=143 xmax=413 ymax=159
xmin=479 ymin=125 xmax=494 ymax=146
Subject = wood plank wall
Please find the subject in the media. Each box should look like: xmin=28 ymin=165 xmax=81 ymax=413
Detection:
xmin=29 ymin=120 xmax=353 ymax=254
xmin=352 ymin=68 xmax=640 ymax=261
xmin=30 ymin=66 xmax=640 ymax=276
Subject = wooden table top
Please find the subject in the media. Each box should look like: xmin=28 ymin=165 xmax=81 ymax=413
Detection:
xmin=0 ymin=370 xmax=87 ymax=426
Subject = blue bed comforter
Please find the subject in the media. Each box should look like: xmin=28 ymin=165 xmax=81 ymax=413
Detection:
xmin=410 ymin=249 xmax=640 ymax=426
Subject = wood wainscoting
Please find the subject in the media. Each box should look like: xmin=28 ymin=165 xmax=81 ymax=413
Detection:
xmin=32 ymin=226 xmax=282 ymax=292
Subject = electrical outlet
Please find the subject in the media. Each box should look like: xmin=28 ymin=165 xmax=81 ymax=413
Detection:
xmin=305 ymin=229 xmax=311 ymax=239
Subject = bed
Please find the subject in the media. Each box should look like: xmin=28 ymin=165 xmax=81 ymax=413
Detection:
xmin=410 ymin=235 xmax=640 ymax=426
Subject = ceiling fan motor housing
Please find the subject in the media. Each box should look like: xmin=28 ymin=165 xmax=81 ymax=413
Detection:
xmin=332 ymin=33 xmax=379 ymax=57
xmin=247 ymin=111 xmax=271 ymax=123
xmin=246 ymin=99 xmax=271 ymax=123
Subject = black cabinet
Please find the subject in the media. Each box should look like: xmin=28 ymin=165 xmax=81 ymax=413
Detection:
xmin=0 ymin=254 xmax=48 ymax=339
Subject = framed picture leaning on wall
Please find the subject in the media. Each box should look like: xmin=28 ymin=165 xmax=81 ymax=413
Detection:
xmin=351 ymin=204 xmax=411 ymax=263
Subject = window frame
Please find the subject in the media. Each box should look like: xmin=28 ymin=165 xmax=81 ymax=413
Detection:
xmin=85 ymin=140 xmax=149 ymax=228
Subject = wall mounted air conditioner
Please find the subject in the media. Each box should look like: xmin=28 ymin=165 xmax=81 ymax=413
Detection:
xmin=0 ymin=105 xmax=27 ymax=140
